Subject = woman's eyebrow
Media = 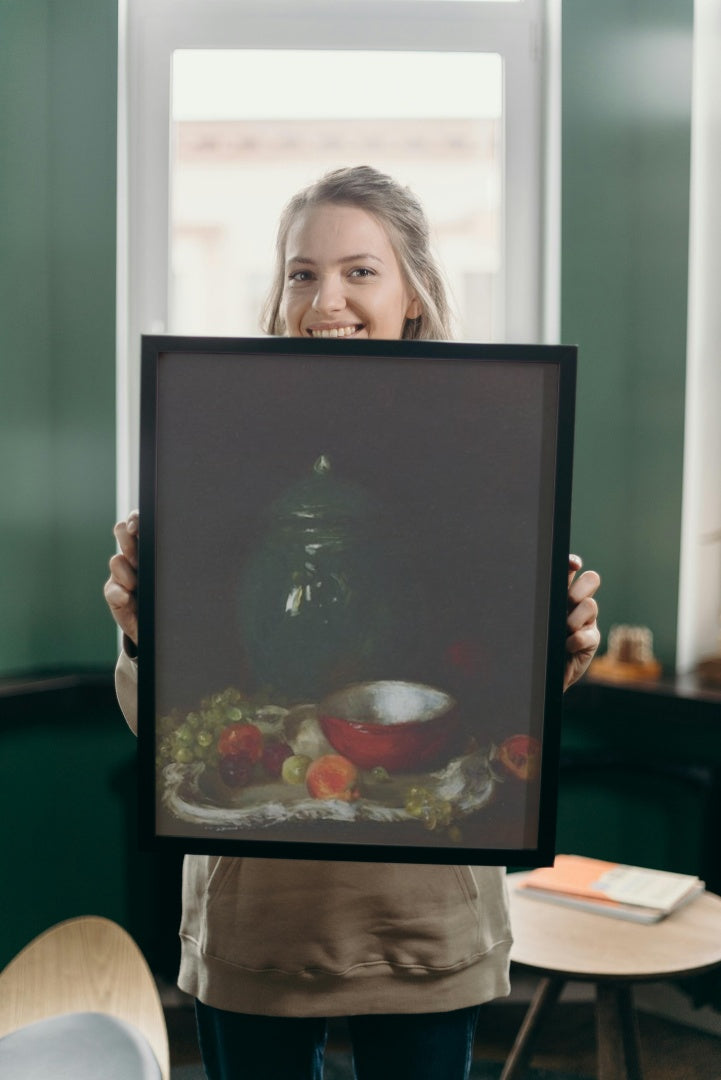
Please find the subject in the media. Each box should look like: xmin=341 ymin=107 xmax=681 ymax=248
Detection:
xmin=286 ymin=253 xmax=384 ymax=266
xmin=338 ymin=253 xmax=384 ymax=264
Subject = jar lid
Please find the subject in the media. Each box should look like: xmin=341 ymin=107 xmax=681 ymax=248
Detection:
xmin=268 ymin=455 xmax=377 ymax=523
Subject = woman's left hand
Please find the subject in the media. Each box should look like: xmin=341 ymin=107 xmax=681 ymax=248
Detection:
xmin=564 ymin=554 xmax=601 ymax=691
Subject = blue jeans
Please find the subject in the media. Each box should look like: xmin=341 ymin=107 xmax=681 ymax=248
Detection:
xmin=195 ymin=999 xmax=481 ymax=1080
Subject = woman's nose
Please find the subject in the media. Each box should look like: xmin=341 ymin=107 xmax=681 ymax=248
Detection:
xmin=312 ymin=274 xmax=345 ymax=314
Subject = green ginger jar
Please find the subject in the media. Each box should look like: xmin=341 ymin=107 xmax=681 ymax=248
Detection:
xmin=239 ymin=456 xmax=418 ymax=702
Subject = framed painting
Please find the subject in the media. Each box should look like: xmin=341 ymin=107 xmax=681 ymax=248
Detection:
xmin=137 ymin=336 xmax=576 ymax=865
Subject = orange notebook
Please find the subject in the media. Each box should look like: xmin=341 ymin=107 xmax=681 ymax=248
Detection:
xmin=517 ymin=855 xmax=704 ymax=923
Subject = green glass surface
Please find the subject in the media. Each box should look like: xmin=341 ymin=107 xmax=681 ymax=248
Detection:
xmin=239 ymin=457 xmax=423 ymax=701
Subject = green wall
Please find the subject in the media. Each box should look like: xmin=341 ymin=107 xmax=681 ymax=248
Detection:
xmin=562 ymin=0 xmax=693 ymax=669
xmin=0 ymin=0 xmax=128 ymax=972
xmin=0 ymin=0 xmax=118 ymax=675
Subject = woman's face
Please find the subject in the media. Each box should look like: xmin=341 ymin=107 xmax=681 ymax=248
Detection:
xmin=281 ymin=203 xmax=421 ymax=340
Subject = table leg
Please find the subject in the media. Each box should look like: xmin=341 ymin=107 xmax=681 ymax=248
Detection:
xmin=499 ymin=976 xmax=565 ymax=1080
xmin=596 ymin=982 xmax=643 ymax=1080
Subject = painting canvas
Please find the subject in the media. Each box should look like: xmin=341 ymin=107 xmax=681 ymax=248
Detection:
xmin=137 ymin=336 xmax=576 ymax=865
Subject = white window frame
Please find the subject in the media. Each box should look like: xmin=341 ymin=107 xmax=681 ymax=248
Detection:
xmin=676 ymin=0 xmax=721 ymax=674
xmin=116 ymin=0 xmax=559 ymax=513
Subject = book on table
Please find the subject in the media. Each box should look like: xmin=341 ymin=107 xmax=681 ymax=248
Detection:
xmin=515 ymin=854 xmax=705 ymax=923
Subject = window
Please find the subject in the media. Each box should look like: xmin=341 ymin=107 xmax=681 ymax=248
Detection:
xmin=117 ymin=0 xmax=557 ymax=510
xmin=169 ymin=49 xmax=503 ymax=341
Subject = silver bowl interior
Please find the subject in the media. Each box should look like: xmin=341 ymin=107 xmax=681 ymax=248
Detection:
xmin=322 ymin=681 xmax=454 ymax=727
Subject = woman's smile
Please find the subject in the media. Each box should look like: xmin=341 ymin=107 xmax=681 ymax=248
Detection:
xmin=281 ymin=203 xmax=421 ymax=340
xmin=306 ymin=323 xmax=365 ymax=339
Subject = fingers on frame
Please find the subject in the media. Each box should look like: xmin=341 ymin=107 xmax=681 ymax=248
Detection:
xmin=113 ymin=531 xmax=138 ymax=566
xmin=103 ymin=579 xmax=134 ymax=612
xmin=108 ymin=552 xmax=137 ymax=590
xmin=566 ymin=624 xmax=601 ymax=655
xmin=113 ymin=510 xmax=139 ymax=533
xmin=568 ymin=570 xmax=601 ymax=607
xmin=567 ymin=595 xmax=599 ymax=632
xmin=567 ymin=554 xmax=583 ymax=583
xmin=113 ymin=516 xmax=139 ymax=564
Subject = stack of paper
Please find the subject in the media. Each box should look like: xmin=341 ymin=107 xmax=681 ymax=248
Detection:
xmin=517 ymin=855 xmax=705 ymax=923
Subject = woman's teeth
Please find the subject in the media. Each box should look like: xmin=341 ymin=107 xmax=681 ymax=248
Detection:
xmin=310 ymin=325 xmax=361 ymax=338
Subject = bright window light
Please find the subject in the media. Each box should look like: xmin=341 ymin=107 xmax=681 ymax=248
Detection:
xmin=170 ymin=50 xmax=504 ymax=342
xmin=172 ymin=50 xmax=503 ymax=121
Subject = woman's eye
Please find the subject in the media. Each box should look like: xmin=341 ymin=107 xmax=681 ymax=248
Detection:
xmin=349 ymin=267 xmax=375 ymax=279
xmin=288 ymin=269 xmax=313 ymax=283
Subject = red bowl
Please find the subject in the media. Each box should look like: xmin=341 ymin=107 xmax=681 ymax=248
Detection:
xmin=318 ymin=680 xmax=458 ymax=772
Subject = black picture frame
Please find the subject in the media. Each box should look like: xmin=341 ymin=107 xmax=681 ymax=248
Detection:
xmin=138 ymin=335 xmax=576 ymax=866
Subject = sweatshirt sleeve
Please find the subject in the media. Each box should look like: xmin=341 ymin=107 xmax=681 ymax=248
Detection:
xmin=115 ymin=642 xmax=139 ymax=736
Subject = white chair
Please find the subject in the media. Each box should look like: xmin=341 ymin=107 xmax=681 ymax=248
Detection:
xmin=0 ymin=915 xmax=170 ymax=1079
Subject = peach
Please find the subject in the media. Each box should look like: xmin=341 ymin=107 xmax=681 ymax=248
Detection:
xmin=306 ymin=754 xmax=359 ymax=802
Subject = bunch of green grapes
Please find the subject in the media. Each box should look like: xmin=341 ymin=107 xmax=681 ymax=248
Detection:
xmin=404 ymin=786 xmax=461 ymax=841
xmin=156 ymin=687 xmax=252 ymax=769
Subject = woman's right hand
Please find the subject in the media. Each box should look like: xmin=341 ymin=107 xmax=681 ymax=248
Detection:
xmin=104 ymin=509 xmax=139 ymax=646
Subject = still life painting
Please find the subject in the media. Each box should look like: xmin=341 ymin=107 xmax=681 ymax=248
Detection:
xmin=138 ymin=336 xmax=576 ymax=864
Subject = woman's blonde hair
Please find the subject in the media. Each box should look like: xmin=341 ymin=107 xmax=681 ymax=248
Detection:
xmin=261 ymin=165 xmax=454 ymax=341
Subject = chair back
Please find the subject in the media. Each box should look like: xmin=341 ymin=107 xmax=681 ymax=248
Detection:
xmin=0 ymin=915 xmax=170 ymax=1080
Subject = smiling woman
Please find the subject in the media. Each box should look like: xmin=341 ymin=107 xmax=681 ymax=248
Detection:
xmin=263 ymin=166 xmax=452 ymax=341
xmin=282 ymin=205 xmax=420 ymax=340
xmin=106 ymin=163 xmax=600 ymax=1080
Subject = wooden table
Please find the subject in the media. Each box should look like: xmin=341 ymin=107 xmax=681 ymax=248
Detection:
xmin=502 ymin=872 xmax=721 ymax=1080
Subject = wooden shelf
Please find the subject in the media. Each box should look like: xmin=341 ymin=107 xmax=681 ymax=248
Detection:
xmin=564 ymin=671 xmax=721 ymax=722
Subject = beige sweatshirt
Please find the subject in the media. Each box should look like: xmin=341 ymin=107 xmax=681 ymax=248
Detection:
xmin=116 ymin=650 xmax=512 ymax=1016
